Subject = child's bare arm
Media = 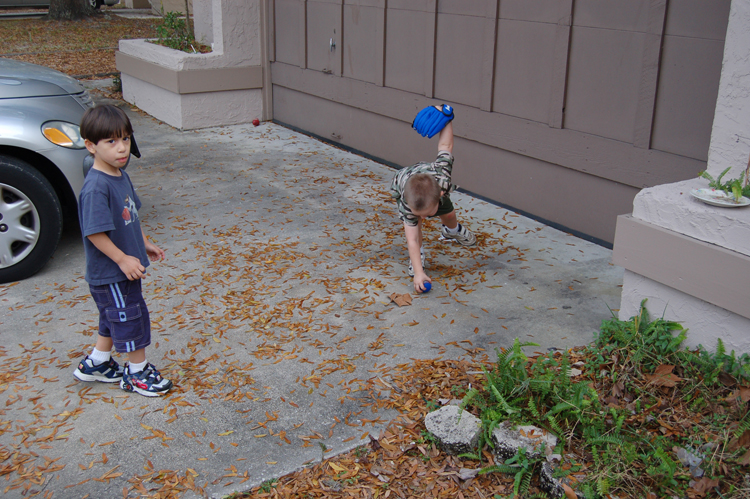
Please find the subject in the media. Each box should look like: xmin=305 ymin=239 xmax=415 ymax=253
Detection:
xmin=87 ymin=232 xmax=146 ymax=280
xmin=437 ymin=120 xmax=453 ymax=154
xmin=404 ymin=223 xmax=431 ymax=292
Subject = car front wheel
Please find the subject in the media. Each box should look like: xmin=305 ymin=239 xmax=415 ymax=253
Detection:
xmin=89 ymin=0 xmax=103 ymax=10
xmin=0 ymin=156 xmax=63 ymax=284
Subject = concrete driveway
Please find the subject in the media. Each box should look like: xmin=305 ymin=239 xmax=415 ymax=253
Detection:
xmin=0 ymin=102 xmax=623 ymax=498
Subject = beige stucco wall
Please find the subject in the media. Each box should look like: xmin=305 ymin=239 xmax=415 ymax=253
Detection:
xmin=149 ymin=0 xmax=193 ymax=15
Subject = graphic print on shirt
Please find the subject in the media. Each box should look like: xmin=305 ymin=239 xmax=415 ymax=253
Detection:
xmin=122 ymin=195 xmax=139 ymax=226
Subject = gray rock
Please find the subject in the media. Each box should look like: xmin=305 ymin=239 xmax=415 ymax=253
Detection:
xmin=424 ymin=405 xmax=482 ymax=455
xmin=491 ymin=422 xmax=558 ymax=461
xmin=690 ymin=465 xmax=704 ymax=478
xmin=675 ymin=446 xmax=703 ymax=467
xmin=539 ymin=461 xmax=565 ymax=499
xmin=321 ymin=478 xmax=342 ymax=492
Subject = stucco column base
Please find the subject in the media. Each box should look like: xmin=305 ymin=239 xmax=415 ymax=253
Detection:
xmin=619 ymin=270 xmax=750 ymax=353
xmin=116 ymin=39 xmax=264 ymax=130
xmin=117 ymin=0 xmax=266 ymax=130
xmin=613 ymin=178 xmax=750 ymax=353
xmin=121 ymin=74 xmax=262 ymax=130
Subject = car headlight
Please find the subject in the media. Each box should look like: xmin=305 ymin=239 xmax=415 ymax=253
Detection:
xmin=41 ymin=121 xmax=86 ymax=149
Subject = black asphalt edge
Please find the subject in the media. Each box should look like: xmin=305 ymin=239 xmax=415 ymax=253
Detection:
xmin=272 ymin=119 xmax=613 ymax=249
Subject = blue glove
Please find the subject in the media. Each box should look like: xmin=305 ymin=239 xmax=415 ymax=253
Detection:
xmin=412 ymin=104 xmax=454 ymax=139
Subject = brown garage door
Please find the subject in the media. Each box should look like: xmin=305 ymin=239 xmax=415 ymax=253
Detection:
xmin=268 ymin=0 xmax=729 ymax=245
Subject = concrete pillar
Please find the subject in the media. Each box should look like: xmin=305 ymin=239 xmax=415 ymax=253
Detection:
xmin=613 ymin=0 xmax=750 ymax=353
xmin=706 ymin=0 xmax=750 ymax=178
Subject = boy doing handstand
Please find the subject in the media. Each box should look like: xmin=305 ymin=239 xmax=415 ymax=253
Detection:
xmin=390 ymin=104 xmax=476 ymax=294
xmin=73 ymin=104 xmax=172 ymax=397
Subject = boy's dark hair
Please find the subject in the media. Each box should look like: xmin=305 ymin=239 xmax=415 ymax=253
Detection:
xmin=80 ymin=105 xmax=133 ymax=145
xmin=404 ymin=173 xmax=441 ymax=211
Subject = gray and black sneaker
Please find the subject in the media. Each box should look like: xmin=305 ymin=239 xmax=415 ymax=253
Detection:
xmin=440 ymin=223 xmax=477 ymax=246
xmin=73 ymin=356 xmax=124 ymax=383
xmin=120 ymin=363 xmax=173 ymax=397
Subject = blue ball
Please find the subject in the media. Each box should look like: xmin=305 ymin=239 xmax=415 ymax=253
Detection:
xmin=423 ymin=282 xmax=431 ymax=293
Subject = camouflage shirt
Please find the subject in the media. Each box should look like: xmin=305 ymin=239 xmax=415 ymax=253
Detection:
xmin=390 ymin=151 xmax=454 ymax=227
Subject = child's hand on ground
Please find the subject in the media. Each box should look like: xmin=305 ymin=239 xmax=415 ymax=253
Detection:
xmin=118 ymin=255 xmax=146 ymax=281
xmin=145 ymin=241 xmax=165 ymax=262
xmin=413 ymin=273 xmax=432 ymax=294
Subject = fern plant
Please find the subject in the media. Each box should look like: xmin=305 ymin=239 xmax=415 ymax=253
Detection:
xmin=480 ymin=446 xmax=540 ymax=497
xmin=593 ymin=299 xmax=686 ymax=373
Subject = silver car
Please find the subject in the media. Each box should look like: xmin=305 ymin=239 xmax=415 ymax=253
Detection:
xmin=0 ymin=0 xmax=119 ymax=9
xmin=0 ymin=58 xmax=93 ymax=283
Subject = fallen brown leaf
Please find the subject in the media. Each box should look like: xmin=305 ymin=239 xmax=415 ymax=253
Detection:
xmin=388 ymin=293 xmax=412 ymax=307
xmin=644 ymin=364 xmax=682 ymax=387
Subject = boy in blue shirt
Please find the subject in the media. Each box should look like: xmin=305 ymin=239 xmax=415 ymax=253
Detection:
xmin=73 ymin=105 xmax=172 ymax=397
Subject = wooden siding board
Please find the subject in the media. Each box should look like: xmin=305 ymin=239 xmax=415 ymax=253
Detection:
xmin=271 ymin=62 xmax=705 ymax=189
xmin=424 ymin=0 xmax=436 ymax=97
xmin=343 ymin=3 xmax=383 ymax=84
xmin=564 ymin=26 xmax=644 ymax=143
xmin=494 ymin=19 xmax=557 ymax=123
xmin=262 ymin=0 xmax=274 ymax=120
xmin=548 ymin=0 xmax=572 ymax=128
xmin=387 ymin=0 xmax=432 ymax=12
xmin=632 ymin=0 xmax=667 ymax=149
xmin=664 ymin=0 xmax=731 ymax=39
xmin=499 ymin=0 xmax=562 ymax=23
xmin=437 ymin=0 xmax=486 ymax=16
xmin=274 ymin=0 xmax=300 ymax=66
xmin=306 ymin=0 xmax=342 ymax=74
xmin=376 ymin=0 xmax=385 ymax=87
xmin=572 ymin=0 xmax=651 ymax=31
xmin=459 ymin=140 xmax=639 ymax=243
xmin=479 ymin=0 xmax=499 ymax=112
xmin=300 ymin=0 xmax=307 ymax=68
xmin=650 ymin=35 xmax=725 ymax=161
xmin=384 ymin=8 xmax=427 ymax=94
xmin=343 ymin=0 xmax=384 ymax=7
xmin=267 ymin=0 xmax=276 ymax=62
xmin=433 ymin=11 xmax=484 ymax=107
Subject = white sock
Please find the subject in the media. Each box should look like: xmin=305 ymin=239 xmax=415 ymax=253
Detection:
xmin=444 ymin=224 xmax=461 ymax=234
xmin=129 ymin=359 xmax=148 ymax=374
xmin=89 ymin=348 xmax=111 ymax=365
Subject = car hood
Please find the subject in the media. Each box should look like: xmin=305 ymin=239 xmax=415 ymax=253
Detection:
xmin=0 ymin=58 xmax=85 ymax=99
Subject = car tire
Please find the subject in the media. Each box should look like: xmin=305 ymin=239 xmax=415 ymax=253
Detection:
xmin=0 ymin=156 xmax=63 ymax=284
xmin=89 ymin=0 xmax=103 ymax=10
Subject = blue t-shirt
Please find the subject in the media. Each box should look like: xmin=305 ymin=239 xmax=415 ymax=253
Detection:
xmin=78 ymin=169 xmax=149 ymax=285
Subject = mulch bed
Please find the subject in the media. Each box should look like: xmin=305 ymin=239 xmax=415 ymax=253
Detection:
xmin=239 ymin=357 xmax=525 ymax=498
xmin=0 ymin=12 xmax=159 ymax=79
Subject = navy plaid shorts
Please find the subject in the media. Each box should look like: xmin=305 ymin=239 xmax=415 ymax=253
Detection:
xmin=89 ymin=279 xmax=151 ymax=354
